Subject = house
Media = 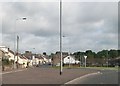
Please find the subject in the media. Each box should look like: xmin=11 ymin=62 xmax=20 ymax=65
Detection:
xmin=31 ymin=54 xmax=48 ymax=66
xmin=63 ymin=55 xmax=76 ymax=64
xmin=63 ymin=55 xmax=80 ymax=64
xmin=23 ymin=51 xmax=32 ymax=60
xmin=0 ymin=46 xmax=29 ymax=68
xmin=0 ymin=49 xmax=5 ymax=65
xmin=18 ymin=55 xmax=28 ymax=68
xmin=0 ymin=49 xmax=5 ymax=60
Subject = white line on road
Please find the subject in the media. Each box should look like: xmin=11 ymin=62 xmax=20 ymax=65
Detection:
xmin=64 ymin=71 xmax=101 ymax=84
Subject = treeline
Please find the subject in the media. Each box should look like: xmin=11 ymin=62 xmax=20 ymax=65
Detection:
xmin=73 ymin=49 xmax=120 ymax=59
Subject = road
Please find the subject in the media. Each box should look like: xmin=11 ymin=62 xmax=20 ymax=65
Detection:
xmin=66 ymin=68 xmax=119 ymax=84
xmin=2 ymin=67 xmax=99 ymax=84
xmin=2 ymin=66 xmax=119 ymax=85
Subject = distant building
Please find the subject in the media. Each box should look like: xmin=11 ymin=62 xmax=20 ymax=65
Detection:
xmin=52 ymin=52 xmax=69 ymax=66
xmin=23 ymin=51 xmax=32 ymax=60
xmin=0 ymin=46 xmax=29 ymax=68
xmin=63 ymin=55 xmax=76 ymax=64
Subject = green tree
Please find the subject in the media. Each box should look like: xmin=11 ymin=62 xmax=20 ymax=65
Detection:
xmin=108 ymin=49 xmax=118 ymax=58
xmin=73 ymin=51 xmax=85 ymax=59
xmin=85 ymin=50 xmax=95 ymax=58
xmin=96 ymin=50 xmax=109 ymax=58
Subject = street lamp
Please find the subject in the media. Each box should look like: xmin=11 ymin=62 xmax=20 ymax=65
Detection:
xmin=79 ymin=55 xmax=81 ymax=67
xmin=60 ymin=0 xmax=62 ymax=75
xmin=14 ymin=17 xmax=27 ymax=69
xmin=84 ymin=56 xmax=87 ymax=67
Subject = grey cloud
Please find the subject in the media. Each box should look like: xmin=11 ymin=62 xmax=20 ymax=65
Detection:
xmin=1 ymin=2 xmax=118 ymax=54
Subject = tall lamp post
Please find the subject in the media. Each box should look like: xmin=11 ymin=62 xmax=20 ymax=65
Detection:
xmin=60 ymin=0 xmax=62 ymax=75
xmin=16 ymin=35 xmax=19 ymax=69
xmin=14 ymin=17 xmax=27 ymax=69
xmin=84 ymin=56 xmax=87 ymax=67
xmin=106 ymin=50 xmax=109 ymax=67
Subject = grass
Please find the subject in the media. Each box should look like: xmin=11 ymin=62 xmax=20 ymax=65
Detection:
xmin=52 ymin=66 xmax=120 ymax=70
xmin=84 ymin=66 xmax=119 ymax=70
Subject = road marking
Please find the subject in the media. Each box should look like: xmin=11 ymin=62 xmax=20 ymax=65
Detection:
xmin=0 ymin=68 xmax=27 ymax=75
xmin=64 ymin=71 xmax=101 ymax=84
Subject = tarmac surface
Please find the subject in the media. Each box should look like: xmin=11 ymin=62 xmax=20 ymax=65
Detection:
xmin=2 ymin=67 xmax=99 ymax=84
xmin=65 ymin=69 xmax=119 ymax=84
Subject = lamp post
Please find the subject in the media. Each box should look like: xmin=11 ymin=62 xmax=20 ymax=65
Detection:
xmin=106 ymin=50 xmax=109 ymax=67
xmin=84 ymin=56 xmax=87 ymax=67
xmin=79 ymin=55 xmax=81 ymax=67
xmin=60 ymin=0 xmax=62 ymax=75
xmin=16 ymin=35 xmax=19 ymax=69
xmin=14 ymin=17 xmax=27 ymax=69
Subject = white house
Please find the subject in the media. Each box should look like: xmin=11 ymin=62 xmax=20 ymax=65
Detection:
xmin=63 ymin=56 xmax=76 ymax=64
xmin=0 ymin=46 xmax=29 ymax=68
xmin=0 ymin=46 xmax=9 ymax=53
xmin=32 ymin=55 xmax=40 ymax=66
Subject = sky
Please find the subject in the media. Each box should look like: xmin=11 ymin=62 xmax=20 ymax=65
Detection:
xmin=0 ymin=0 xmax=118 ymax=55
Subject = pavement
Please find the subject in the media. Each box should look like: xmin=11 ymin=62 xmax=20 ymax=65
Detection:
xmin=2 ymin=67 xmax=99 ymax=84
xmin=1 ymin=68 xmax=28 ymax=75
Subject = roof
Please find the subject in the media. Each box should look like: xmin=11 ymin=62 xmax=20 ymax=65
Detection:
xmin=64 ymin=55 xmax=75 ymax=59
xmin=56 ymin=51 xmax=69 ymax=56
xmin=9 ymin=49 xmax=14 ymax=54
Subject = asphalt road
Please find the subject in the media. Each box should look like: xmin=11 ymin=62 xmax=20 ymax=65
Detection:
xmin=2 ymin=67 xmax=99 ymax=84
xmin=68 ymin=69 xmax=119 ymax=84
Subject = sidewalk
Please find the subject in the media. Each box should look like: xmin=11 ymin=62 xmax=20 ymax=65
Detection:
xmin=1 ymin=68 xmax=28 ymax=75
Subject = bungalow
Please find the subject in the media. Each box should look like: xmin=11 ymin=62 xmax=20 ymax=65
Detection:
xmin=52 ymin=52 xmax=80 ymax=66
xmin=63 ymin=55 xmax=76 ymax=64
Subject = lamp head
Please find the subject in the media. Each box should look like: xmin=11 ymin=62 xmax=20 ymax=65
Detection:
xmin=84 ymin=56 xmax=87 ymax=59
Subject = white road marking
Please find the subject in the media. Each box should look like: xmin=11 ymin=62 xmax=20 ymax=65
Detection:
xmin=65 ymin=71 xmax=101 ymax=84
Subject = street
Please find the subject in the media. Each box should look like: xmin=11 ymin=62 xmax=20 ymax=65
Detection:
xmin=65 ymin=68 xmax=119 ymax=84
xmin=2 ymin=67 xmax=99 ymax=84
xmin=2 ymin=67 xmax=119 ymax=86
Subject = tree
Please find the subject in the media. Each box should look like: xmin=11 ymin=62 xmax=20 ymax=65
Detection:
xmin=96 ymin=50 xmax=109 ymax=58
xmin=108 ymin=49 xmax=118 ymax=58
xmin=43 ymin=52 xmax=47 ymax=55
xmin=73 ymin=51 xmax=85 ymax=59
xmin=85 ymin=50 xmax=95 ymax=58
xmin=118 ymin=50 xmax=120 ymax=56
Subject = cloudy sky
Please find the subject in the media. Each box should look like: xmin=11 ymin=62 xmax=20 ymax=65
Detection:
xmin=0 ymin=0 xmax=118 ymax=54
